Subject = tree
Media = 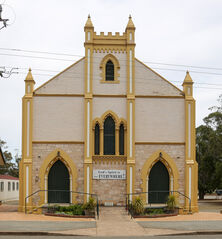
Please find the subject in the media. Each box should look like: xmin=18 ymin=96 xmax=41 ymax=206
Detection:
xmin=0 ymin=138 xmax=20 ymax=177
xmin=196 ymin=95 xmax=222 ymax=199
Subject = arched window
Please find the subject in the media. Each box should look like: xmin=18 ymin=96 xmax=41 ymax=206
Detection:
xmin=119 ymin=124 xmax=124 ymax=155
xmin=48 ymin=160 xmax=70 ymax=203
xmin=94 ymin=123 xmax=100 ymax=155
xmin=106 ymin=60 xmax=114 ymax=81
xmin=104 ymin=116 xmax=115 ymax=155
xmin=148 ymin=161 xmax=169 ymax=203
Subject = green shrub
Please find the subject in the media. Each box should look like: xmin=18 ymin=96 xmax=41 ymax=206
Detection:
xmin=167 ymin=194 xmax=177 ymax=211
xmin=83 ymin=197 xmax=96 ymax=211
xmin=145 ymin=208 xmax=164 ymax=215
xmin=132 ymin=197 xmax=144 ymax=215
xmin=51 ymin=204 xmax=84 ymax=215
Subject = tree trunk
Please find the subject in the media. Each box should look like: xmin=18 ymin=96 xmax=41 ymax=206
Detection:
xmin=199 ymin=190 xmax=205 ymax=200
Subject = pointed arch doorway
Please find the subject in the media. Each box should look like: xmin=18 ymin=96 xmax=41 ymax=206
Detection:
xmin=48 ymin=160 xmax=70 ymax=203
xmin=148 ymin=161 xmax=169 ymax=203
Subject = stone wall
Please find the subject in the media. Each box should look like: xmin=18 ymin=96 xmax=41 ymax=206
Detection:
xmin=32 ymin=143 xmax=84 ymax=205
xmin=92 ymin=161 xmax=126 ymax=206
xmin=135 ymin=144 xmax=185 ymax=204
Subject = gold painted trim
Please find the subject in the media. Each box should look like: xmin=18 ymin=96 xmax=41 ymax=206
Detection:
xmin=94 ymin=94 xmax=126 ymax=98
xmin=100 ymin=80 xmax=120 ymax=84
xmin=135 ymin=58 xmax=184 ymax=94
xmin=136 ymin=95 xmax=184 ymax=99
xmin=33 ymin=94 xmax=185 ymax=98
xmin=34 ymin=57 xmax=85 ymax=93
xmin=92 ymin=155 xmax=127 ymax=160
xmin=135 ymin=142 xmax=185 ymax=145
xmin=33 ymin=141 xmax=84 ymax=144
xmin=39 ymin=149 xmax=78 ymax=205
xmin=34 ymin=94 xmax=84 ymax=97
xmin=99 ymin=53 xmax=120 ymax=83
xmin=141 ymin=150 xmax=179 ymax=204
xmin=92 ymin=111 xmax=127 ymax=156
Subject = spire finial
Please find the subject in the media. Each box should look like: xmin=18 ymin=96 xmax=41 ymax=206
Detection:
xmin=126 ymin=14 xmax=135 ymax=30
xmin=85 ymin=14 xmax=94 ymax=28
xmin=25 ymin=67 xmax=35 ymax=83
xmin=183 ymin=70 xmax=193 ymax=85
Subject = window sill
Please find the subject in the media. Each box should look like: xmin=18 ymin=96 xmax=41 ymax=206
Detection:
xmin=92 ymin=155 xmax=127 ymax=163
xmin=100 ymin=80 xmax=120 ymax=84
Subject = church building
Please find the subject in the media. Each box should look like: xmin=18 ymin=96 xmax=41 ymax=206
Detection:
xmin=19 ymin=16 xmax=198 ymax=213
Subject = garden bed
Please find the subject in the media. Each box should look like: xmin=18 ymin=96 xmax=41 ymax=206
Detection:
xmin=45 ymin=212 xmax=95 ymax=218
xmin=44 ymin=198 xmax=96 ymax=218
xmin=132 ymin=211 xmax=178 ymax=218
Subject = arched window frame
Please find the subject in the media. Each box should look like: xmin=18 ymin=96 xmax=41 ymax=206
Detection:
xmin=92 ymin=112 xmax=127 ymax=156
xmin=99 ymin=54 xmax=120 ymax=84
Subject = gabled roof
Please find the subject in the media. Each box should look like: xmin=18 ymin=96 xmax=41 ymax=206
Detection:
xmin=135 ymin=58 xmax=184 ymax=95
xmin=34 ymin=57 xmax=85 ymax=93
xmin=0 ymin=147 xmax=5 ymax=166
xmin=0 ymin=174 xmax=19 ymax=180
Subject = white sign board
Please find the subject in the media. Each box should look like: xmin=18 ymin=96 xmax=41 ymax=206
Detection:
xmin=93 ymin=170 xmax=126 ymax=180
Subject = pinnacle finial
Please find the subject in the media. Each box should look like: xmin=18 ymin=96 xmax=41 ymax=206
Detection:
xmin=126 ymin=14 xmax=135 ymax=30
xmin=25 ymin=67 xmax=35 ymax=82
xmin=183 ymin=70 xmax=193 ymax=84
xmin=85 ymin=14 xmax=94 ymax=28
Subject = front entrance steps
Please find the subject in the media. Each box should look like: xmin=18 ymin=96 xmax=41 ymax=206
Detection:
xmin=96 ymin=206 xmax=146 ymax=236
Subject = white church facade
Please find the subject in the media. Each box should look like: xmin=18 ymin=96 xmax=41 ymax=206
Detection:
xmin=19 ymin=16 xmax=198 ymax=213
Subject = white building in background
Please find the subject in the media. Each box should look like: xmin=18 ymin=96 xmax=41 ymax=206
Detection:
xmin=0 ymin=175 xmax=19 ymax=202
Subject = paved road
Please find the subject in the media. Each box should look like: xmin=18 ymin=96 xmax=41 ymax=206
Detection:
xmin=138 ymin=220 xmax=222 ymax=231
xmin=0 ymin=221 xmax=96 ymax=232
xmin=199 ymin=200 xmax=222 ymax=213
xmin=1 ymin=235 xmax=222 ymax=239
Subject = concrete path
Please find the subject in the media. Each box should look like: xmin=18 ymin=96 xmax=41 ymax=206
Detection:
xmin=0 ymin=206 xmax=222 ymax=236
xmin=96 ymin=207 xmax=187 ymax=237
xmin=96 ymin=207 xmax=146 ymax=236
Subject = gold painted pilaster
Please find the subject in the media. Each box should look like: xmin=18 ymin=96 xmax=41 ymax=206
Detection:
xmin=183 ymin=72 xmax=198 ymax=213
xmin=125 ymin=16 xmax=136 ymax=196
xmin=19 ymin=69 xmax=35 ymax=212
xmin=84 ymin=16 xmax=94 ymax=201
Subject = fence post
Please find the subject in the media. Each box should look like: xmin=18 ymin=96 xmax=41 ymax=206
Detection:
xmin=97 ymin=197 xmax=99 ymax=219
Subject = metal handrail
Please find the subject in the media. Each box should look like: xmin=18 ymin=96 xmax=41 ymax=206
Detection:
xmin=125 ymin=191 xmax=191 ymax=217
xmin=25 ymin=190 xmax=99 ymax=218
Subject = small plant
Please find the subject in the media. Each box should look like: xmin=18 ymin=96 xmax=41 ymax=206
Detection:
xmin=132 ymin=196 xmax=144 ymax=215
xmin=145 ymin=208 xmax=164 ymax=215
xmin=83 ymin=197 xmax=96 ymax=211
xmin=49 ymin=204 xmax=84 ymax=215
xmin=167 ymin=194 xmax=177 ymax=211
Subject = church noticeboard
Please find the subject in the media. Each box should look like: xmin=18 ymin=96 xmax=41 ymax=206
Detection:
xmin=93 ymin=170 xmax=126 ymax=180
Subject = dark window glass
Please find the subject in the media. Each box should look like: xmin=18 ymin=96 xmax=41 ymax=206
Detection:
xmin=95 ymin=123 xmax=100 ymax=155
xmin=16 ymin=182 xmax=19 ymax=191
xmin=48 ymin=160 xmax=70 ymax=203
xmin=104 ymin=116 xmax=115 ymax=155
xmin=119 ymin=124 xmax=124 ymax=155
xmin=106 ymin=60 xmax=114 ymax=81
xmin=0 ymin=182 xmax=4 ymax=192
xmin=8 ymin=182 xmax=11 ymax=191
xmin=12 ymin=182 xmax=15 ymax=191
